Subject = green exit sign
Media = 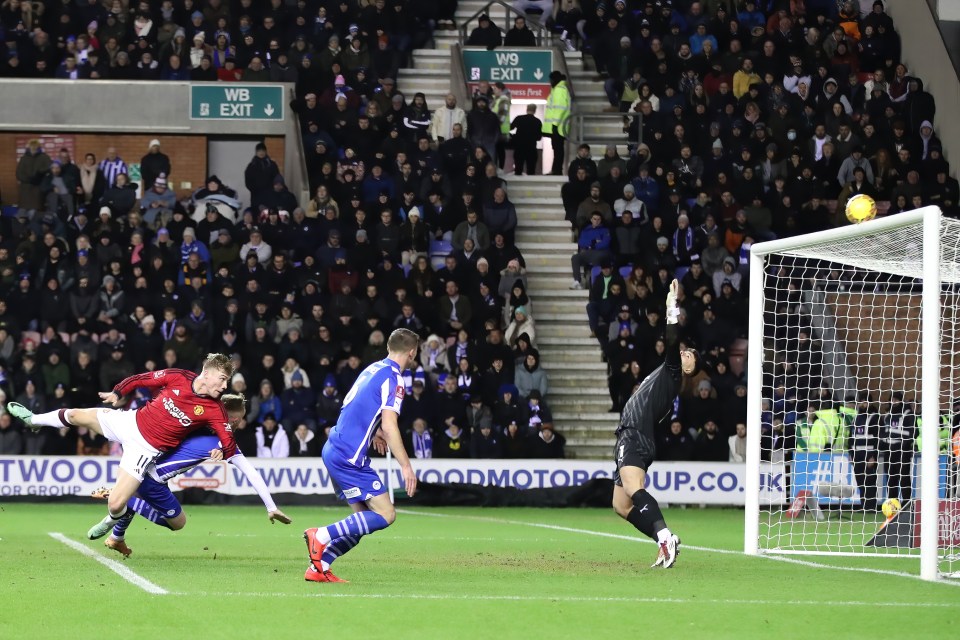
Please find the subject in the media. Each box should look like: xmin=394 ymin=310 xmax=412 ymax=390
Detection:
xmin=462 ymin=48 xmax=553 ymax=100
xmin=189 ymin=84 xmax=285 ymax=121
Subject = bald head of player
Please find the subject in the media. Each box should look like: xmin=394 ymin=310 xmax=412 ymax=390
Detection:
xmin=386 ymin=328 xmax=421 ymax=371
xmin=195 ymin=353 xmax=235 ymax=398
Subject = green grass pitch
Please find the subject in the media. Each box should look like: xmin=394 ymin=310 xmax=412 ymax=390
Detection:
xmin=0 ymin=503 xmax=956 ymax=639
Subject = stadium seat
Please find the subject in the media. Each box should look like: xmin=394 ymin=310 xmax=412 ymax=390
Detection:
xmin=674 ymin=266 xmax=689 ymax=282
xmin=618 ymin=266 xmax=632 ymax=279
xmin=429 ymin=239 xmax=453 ymax=256
xmin=590 ymin=265 xmax=601 ymax=285
xmin=1 ymin=206 xmax=18 ymax=217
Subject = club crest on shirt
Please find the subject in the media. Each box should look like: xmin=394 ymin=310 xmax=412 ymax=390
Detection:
xmin=153 ymin=370 xmax=165 ymax=379
xmin=193 ymin=405 xmax=205 ymax=416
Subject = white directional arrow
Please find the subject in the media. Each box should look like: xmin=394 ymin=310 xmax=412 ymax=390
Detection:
xmin=264 ymin=104 xmax=275 ymax=116
xmin=533 ymin=68 xmax=543 ymax=81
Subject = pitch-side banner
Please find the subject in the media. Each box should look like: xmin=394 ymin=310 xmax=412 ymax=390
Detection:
xmin=0 ymin=457 xmax=787 ymax=505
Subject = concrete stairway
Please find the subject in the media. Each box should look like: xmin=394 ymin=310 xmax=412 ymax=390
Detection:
xmin=510 ymin=174 xmax=616 ymax=459
xmin=403 ymin=8 xmax=619 ymax=459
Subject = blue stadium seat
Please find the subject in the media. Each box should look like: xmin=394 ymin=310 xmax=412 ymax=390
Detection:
xmin=429 ymin=239 xmax=453 ymax=256
xmin=1 ymin=206 xmax=18 ymax=217
xmin=618 ymin=266 xmax=632 ymax=279
xmin=590 ymin=265 xmax=601 ymax=284
xmin=675 ymin=266 xmax=689 ymax=282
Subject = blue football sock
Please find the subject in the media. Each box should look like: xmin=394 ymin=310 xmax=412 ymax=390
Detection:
xmin=325 ymin=510 xmax=390 ymax=543
xmin=320 ymin=535 xmax=360 ymax=571
xmin=112 ymin=497 xmax=172 ymax=538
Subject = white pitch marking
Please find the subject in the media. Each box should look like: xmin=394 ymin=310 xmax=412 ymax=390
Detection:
xmin=396 ymin=509 xmax=960 ymax=587
xmin=48 ymin=532 xmax=168 ymax=595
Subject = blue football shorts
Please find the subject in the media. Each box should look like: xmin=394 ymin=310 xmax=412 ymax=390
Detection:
xmin=322 ymin=440 xmax=387 ymax=504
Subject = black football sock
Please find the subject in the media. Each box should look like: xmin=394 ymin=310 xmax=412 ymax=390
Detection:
xmin=627 ymin=489 xmax=667 ymax=541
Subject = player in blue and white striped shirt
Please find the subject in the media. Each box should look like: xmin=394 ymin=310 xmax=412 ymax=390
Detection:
xmin=303 ymin=328 xmax=420 ymax=583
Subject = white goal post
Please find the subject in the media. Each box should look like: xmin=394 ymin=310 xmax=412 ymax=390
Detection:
xmin=744 ymin=206 xmax=958 ymax=582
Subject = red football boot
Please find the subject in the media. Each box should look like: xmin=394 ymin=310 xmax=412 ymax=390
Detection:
xmin=104 ymin=536 xmax=133 ymax=558
xmin=303 ymin=528 xmax=326 ymax=566
xmin=304 ymin=565 xmax=349 ymax=583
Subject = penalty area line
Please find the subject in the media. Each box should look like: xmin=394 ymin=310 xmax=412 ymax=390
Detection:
xmin=396 ymin=509 xmax=960 ymax=588
xmin=48 ymin=532 xmax=168 ymax=595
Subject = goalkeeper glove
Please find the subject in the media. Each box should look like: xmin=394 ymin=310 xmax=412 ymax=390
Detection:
xmin=666 ymin=288 xmax=679 ymax=325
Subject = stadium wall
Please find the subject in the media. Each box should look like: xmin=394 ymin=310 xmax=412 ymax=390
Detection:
xmin=0 ymin=133 xmax=285 ymax=203
xmin=0 ymin=456 xmax=788 ymax=507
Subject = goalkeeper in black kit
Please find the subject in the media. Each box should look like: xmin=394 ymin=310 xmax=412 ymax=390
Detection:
xmin=613 ymin=279 xmax=701 ymax=568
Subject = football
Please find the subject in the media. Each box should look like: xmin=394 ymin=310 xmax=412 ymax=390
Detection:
xmin=882 ymin=497 xmax=902 ymax=518
xmin=846 ymin=193 xmax=877 ymax=224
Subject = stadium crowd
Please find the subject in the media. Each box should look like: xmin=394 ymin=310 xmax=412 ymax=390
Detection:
xmin=558 ymin=0 xmax=956 ymax=463
xmin=0 ymin=0 xmax=574 ymax=460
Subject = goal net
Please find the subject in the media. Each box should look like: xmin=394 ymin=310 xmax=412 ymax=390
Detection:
xmin=744 ymin=207 xmax=960 ymax=581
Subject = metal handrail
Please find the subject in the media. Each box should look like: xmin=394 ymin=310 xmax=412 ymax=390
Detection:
xmin=565 ymin=112 xmax=633 ymax=146
xmin=450 ymin=42 xmax=470 ymax=112
xmin=458 ymin=0 xmax=553 ymax=47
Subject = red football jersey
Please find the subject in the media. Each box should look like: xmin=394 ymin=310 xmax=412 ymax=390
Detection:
xmin=112 ymin=368 xmax=237 ymax=458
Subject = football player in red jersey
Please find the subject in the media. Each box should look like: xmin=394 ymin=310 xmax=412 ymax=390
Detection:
xmin=8 ymin=353 xmax=236 ymax=540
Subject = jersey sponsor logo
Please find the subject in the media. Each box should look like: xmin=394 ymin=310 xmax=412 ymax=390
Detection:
xmin=372 ymin=480 xmax=382 ymax=490
xmin=162 ymin=397 xmax=193 ymax=427
xmin=154 ymin=370 xmax=165 ymax=379
xmin=343 ymin=487 xmax=362 ymax=499
xmin=173 ymin=389 xmax=180 ymax=396
xmin=193 ymin=405 xmax=205 ymax=416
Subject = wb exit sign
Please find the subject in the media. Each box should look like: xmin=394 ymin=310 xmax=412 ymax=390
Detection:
xmin=189 ymin=84 xmax=285 ymax=121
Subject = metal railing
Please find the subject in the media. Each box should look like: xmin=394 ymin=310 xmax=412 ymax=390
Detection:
xmin=450 ymin=42 xmax=470 ymax=111
xmin=458 ymin=0 xmax=553 ymax=47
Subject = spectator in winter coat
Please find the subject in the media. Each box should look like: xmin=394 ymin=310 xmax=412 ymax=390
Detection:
xmin=290 ymin=424 xmax=320 ymax=457
xmin=694 ymin=419 xmax=729 ymax=461
xmin=139 ymin=175 xmax=177 ymax=226
xmin=244 ymin=142 xmax=280 ymax=212
xmin=140 ymin=139 xmax=171 ymax=190
xmin=482 ymin=188 xmax=518 ymax=244
xmin=468 ymin=96 xmax=502 ymax=162
xmin=256 ymin=413 xmax=290 ymax=457
xmin=280 ymin=370 xmax=317 ymax=431
xmin=466 ymin=14 xmax=502 ymax=50
xmin=570 ymin=211 xmax=612 ymax=288
xmin=514 ymin=348 xmax=548 ymax=399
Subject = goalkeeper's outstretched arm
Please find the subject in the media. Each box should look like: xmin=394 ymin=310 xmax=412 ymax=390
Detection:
xmin=664 ymin=279 xmax=681 ymax=376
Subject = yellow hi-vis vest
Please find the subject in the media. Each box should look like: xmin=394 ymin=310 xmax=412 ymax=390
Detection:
xmin=493 ymin=94 xmax=511 ymax=135
xmin=915 ymin=415 xmax=951 ymax=454
xmin=542 ymin=80 xmax=571 ymax=137
xmin=817 ymin=408 xmax=844 ymax=452
xmin=796 ymin=416 xmax=831 ymax=452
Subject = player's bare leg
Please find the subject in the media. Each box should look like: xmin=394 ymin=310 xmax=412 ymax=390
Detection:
xmin=614 ymin=466 xmax=681 ymax=568
xmin=7 ymin=404 xmax=104 ymax=433
xmin=87 ymin=469 xmax=142 ymax=540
